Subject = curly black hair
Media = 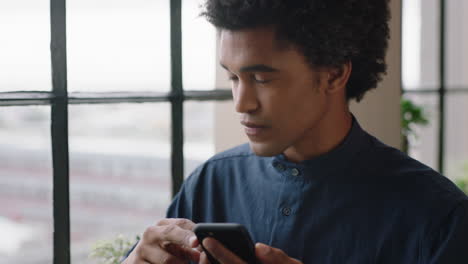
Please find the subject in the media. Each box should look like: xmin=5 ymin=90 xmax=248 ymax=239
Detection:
xmin=201 ymin=0 xmax=390 ymax=102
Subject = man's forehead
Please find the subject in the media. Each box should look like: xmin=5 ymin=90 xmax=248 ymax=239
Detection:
xmin=219 ymin=27 xmax=284 ymax=49
xmin=220 ymin=29 xmax=272 ymax=51
xmin=219 ymin=28 xmax=288 ymax=70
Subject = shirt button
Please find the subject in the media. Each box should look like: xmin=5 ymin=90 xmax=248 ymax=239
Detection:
xmin=282 ymin=207 xmax=291 ymax=216
xmin=276 ymin=163 xmax=286 ymax=171
xmin=291 ymin=168 xmax=300 ymax=176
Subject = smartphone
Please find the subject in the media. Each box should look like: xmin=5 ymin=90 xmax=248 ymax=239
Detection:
xmin=193 ymin=223 xmax=259 ymax=264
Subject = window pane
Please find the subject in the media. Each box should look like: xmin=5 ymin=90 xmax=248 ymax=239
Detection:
xmin=403 ymin=93 xmax=439 ymax=171
xmin=69 ymin=104 xmax=171 ymax=263
xmin=445 ymin=94 xmax=468 ymax=180
xmin=0 ymin=1 xmax=51 ymax=91
xmin=401 ymin=0 xmax=439 ymax=90
xmin=446 ymin=0 xmax=468 ymax=89
xmin=0 ymin=106 xmax=52 ymax=264
xmin=402 ymin=0 xmax=468 ymax=90
xmin=67 ymin=0 xmax=170 ymax=92
xmin=182 ymin=0 xmax=216 ymax=91
xmin=184 ymin=102 xmax=215 ymax=178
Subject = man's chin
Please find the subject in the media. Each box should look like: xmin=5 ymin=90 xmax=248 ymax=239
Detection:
xmin=248 ymin=141 xmax=284 ymax=157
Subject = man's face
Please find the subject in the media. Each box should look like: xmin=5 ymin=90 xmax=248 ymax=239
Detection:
xmin=219 ymin=27 xmax=332 ymax=157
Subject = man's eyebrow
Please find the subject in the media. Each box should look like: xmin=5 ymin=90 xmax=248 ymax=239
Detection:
xmin=220 ymin=63 xmax=279 ymax=73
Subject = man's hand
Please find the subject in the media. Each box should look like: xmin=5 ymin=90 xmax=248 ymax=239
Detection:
xmin=254 ymin=243 xmax=302 ymax=264
xmin=123 ymin=218 xmax=201 ymax=264
xmin=199 ymin=238 xmax=302 ymax=264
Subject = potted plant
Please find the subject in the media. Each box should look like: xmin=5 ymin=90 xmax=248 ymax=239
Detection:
xmin=454 ymin=162 xmax=468 ymax=195
xmin=89 ymin=234 xmax=139 ymax=264
xmin=401 ymin=98 xmax=429 ymax=154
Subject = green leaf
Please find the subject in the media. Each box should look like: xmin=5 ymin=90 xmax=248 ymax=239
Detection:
xmin=401 ymin=98 xmax=429 ymax=138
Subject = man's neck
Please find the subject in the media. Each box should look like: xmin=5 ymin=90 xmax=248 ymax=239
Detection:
xmin=283 ymin=110 xmax=353 ymax=163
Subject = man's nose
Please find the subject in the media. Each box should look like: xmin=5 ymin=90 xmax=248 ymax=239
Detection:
xmin=233 ymin=81 xmax=259 ymax=114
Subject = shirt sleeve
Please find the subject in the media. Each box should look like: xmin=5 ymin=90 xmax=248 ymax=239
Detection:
xmin=427 ymin=199 xmax=468 ymax=264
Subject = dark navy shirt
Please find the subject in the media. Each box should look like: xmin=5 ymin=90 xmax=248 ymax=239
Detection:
xmin=166 ymin=119 xmax=468 ymax=264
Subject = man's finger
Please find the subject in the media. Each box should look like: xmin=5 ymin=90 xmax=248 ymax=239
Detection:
xmin=142 ymin=224 xmax=197 ymax=250
xmin=203 ymin=237 xmax=246 ymax=264
xmin=156 ymin=224 xmax=198 ymax=248
xmin=156 ymin=218 xmax=196 ymax=230
xmin=156 ymin=218 xmax=199 ymax=247
xmin=164 ymin=242 xmax=201 ymax=262
xmin=137 ymin=244 xmax=187 ymax=264
xmin=199 ymin=251 xmax=211 ymax=264
xmin=255 ymin=243 xmax=302 ymax=264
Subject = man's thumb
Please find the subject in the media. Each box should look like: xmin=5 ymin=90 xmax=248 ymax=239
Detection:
xmin=255 ymin=243 xmax=276 ymax=262
xmin=255 ymin=243 xmax=302 ymax=264
xmin=256 ymin=243 xmax=272 ymax=255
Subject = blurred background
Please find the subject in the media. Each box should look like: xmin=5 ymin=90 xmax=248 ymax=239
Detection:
xmin=401 ymin=0 xmax=468 ymax=179
xmin=0 ymin=0 xmax=467 ymax=263
xmin=0 ymin=0 xmax=216 ymax=263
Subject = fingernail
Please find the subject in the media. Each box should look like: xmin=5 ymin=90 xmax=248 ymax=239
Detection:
xmin=202 ymin=238 xmax=211 ymax=249
xmin=256 ymin=243 xmax=271 ymax=255
xmin=194 ymin=245 xmax=203 ymax=252
xmin=189 ymin=236 xmax=197 ymax=246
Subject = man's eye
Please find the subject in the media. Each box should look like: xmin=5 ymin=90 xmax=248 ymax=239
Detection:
xmin=255 ymin=78 xmax=270 ymax=84
xmin=228 ymin=75 xmax=239 ymax=81
xmin=252 ymin=75 xmax=270 ymax=84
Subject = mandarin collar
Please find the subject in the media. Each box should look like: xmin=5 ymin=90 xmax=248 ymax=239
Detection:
xmin=271 ymin=117 xmax=368 ymax=180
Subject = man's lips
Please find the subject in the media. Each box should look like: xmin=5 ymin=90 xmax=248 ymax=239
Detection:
xmin=240 ymin=121 xmax=269 ymax=137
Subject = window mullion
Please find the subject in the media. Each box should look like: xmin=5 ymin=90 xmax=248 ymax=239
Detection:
xmin=170 ymin=0 xmax=184 ymax=197
xmin=50 ymin=0 xmax=70 ymax=263
xmin=438 ymin=0 xmax=446 ymax=174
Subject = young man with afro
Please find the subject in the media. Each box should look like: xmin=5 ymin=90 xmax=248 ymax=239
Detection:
xmin=124 ymin=0 xmax=468 ymax=263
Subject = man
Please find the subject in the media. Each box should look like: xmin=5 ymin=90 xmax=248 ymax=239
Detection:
xmin=124 ymin=0 xmax=468 ymax=263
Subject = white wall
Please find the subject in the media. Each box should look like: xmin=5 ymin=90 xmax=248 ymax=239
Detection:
xmin=350 ymin=0 xmax=402 ymax=149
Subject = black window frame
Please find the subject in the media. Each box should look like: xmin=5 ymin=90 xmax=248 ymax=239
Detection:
xmin=0 ymin=0 xmax=231 ymax=263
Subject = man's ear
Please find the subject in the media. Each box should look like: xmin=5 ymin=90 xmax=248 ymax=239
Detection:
xmin=325 ymin=61 xmax=352 ymax=94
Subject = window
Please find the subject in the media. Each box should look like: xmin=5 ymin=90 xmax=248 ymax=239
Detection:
xmin=0 ymin=106 xmax=53 ymax=263
xmin=0 ymin=0 xmax=230 ymax=263
xmin=402 ymin=0 xmax=468 ymax=179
